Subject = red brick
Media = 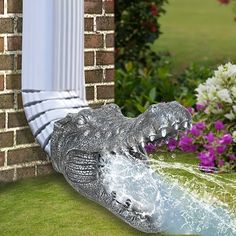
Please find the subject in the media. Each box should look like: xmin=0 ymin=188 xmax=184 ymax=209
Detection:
xmin=0 ymin=151 xmax=5 ymax=166
xmin=0 ymin=18 xmax=14 ymax=33
xmin=7 ymin=36 xmax=22 ymax=51
xmin=0 ymin=93 xmax=14 ymax=109
xmin=106 ymin=34 xmax=114 ymax=48
xmin=104 ymin=0 xmax=114 ymax=13
xmin=85 ymin=69 xmax=103 ymax=83
xmin=6 ymin=74 xmax=21 ymax=90
xmin=8 ymin=146 xmax=46 ymax=165
xmin=85 ymin=34 xmax=103 ymax=48
xmin=7 ymin=0 xmax=22 ymax=13
xmin=97 ymin=85 xmax=114 ymax=99
xmin=0 ymin=37 xmax=4 ymax=52
xmin=17 ymin=166 xmax=35 ymax=180
xmin=0 ymin=0 xmax=4 ymax=14
xmin=96 ymin=51 xmax=114 ymax=65
xmin=37 ymin=163 xmax=54 ymax=176
xmin=85 ymin=18 xmax=94 ymax=31
xmin=0 ymin=55 xmax=14 ymax=70
xmin=17 ymin=93 xmax=23 ymax=109
xmin=85 ymin=52 xmax=94 ymax=66
xmin=8 ymin=111 xmax=27 ymax=128
xmin=105 ymin=69 xmax=114 ymax=82
xmin=16 ymin=17 xmax=22 ymax=33
xmin=16 ymin=54 xmax=22 ymax=70
xmin=84 ymin=1 xmax=102 ymax=14
xmin=16 ymin=128 xmax=35 ymax=145
xmin=86 ymin=86 xmax=94 ymax=100
xmin=0 ymin=112 xmax=5 ymax=129
xmin=0 ymin=169 xmax=14 ymax=182
xmin=96 ymin=17 xmax=114 ymax=31
xmin=0 ymin=131 xmax=14 ymax=148
xmin=0 ymin=75 xmax=4 ymax=91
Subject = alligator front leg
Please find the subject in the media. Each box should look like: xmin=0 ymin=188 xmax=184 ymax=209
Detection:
xmin=61 ymin=149 xmax=159 ymax=233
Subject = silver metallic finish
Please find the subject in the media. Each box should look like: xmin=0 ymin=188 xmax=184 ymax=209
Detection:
xmin=51 ymin=102 xmax=192 ymax=233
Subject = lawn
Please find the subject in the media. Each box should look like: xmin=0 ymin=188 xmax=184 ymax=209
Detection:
xmin=0 ymin=152 xmax=235 ymax=236
xmin=153 ymin=0 xmax=236 ymax=72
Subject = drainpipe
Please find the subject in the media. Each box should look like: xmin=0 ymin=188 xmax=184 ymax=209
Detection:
xmin=22 ymin=0 xmax=88 ymax=155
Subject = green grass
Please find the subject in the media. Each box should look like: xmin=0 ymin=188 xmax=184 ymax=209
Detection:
xmin=0 ymin=153 xmax=235 ymax=236
xmin=153 ymin=0 xmax=236 ymax=72
xmin=0 ymin=173 xmax=183 ymax=236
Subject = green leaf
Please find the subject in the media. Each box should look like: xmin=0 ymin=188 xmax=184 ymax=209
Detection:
xmin=149 ymin=87 xmax=156 ymax=101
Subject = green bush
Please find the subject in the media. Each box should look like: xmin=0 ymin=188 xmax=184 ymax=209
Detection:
xmin=115 ymin=53 xmax=175 ymax=117
xmin=175 ymin=63 xmax=214 ymax=107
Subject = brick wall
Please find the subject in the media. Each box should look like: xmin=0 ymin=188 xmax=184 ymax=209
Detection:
xmin=0 ymin=0 xmax=115 ymax=182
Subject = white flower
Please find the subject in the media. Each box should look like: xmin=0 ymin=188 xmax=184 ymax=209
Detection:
xmin=217 ymin=89 xmax=233 ymax=104
xmin=232 ymin=131 xmax=236 ymax=143
xmin=225 ymin=110 xmax=235 ymax=120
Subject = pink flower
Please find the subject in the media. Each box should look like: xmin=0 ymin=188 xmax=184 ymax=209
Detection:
xmin=219 ymin=134 xmax=233 ymax=145
xmin=214 ymin=120 xmax=225 ymax=130
xmin=145 ymin=143 xmax=156 ymax=153
xmin=167 ymin=138 xmax=178 ymax=151
xmin=218 ymin=160 xmax=225 ymax=167
xmin=229 ymin=154 xmax=236 ymax=161
xmin=216 ymin=145 xmax=226 ymax=154
xmin=187 ymin=107 xmax=195 ymax=115
xmin=205 ymin=132 xmax=214 ymax=143
xmin=179 ymin=136 xmax=197 ymax=152
xmin=195 ymin=122 xmax=206 ymax=130
xmin=196 ymin=103 xmax=205 ymax=111
xmin=150 ymin=4 xmax=158 ymax=16
xmin=190 ymin=125 xmax=201 ymax=137
xmin=198 ymin=150 xmax=216 ymax=171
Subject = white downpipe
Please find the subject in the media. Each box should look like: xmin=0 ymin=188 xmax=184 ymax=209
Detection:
xmin=22 ymin=0 xmax=87 ymax=155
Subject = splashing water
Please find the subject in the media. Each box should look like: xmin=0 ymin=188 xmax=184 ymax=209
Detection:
xmin=100 ymin=153 xmax=236 ymax=235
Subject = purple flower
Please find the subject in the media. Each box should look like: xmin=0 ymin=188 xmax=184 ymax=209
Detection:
xmin=216 ymin=145 xmax=226 ymax=154
xmin=190 ymin=125 xmax=201 ymax=137
xmin=198 ymin=150 xmax=216 ymax=171
xmin=195 ymin=122 xmax=206 ymax=130
xmin=179 ymin=136 xmax=197 ymax=152
xmin=144 ymin=143 xmax=156 ymax=153
xmin=196 ymin=103 xmax=205 ymax=111
xmin=229 ymin=154 xmax=236 ymax=161
xmin=214 ymin=120 xmax=225 ymax=131
xmin=218 ymin=160 xmax=225 ymax=167
xmin=187 ymin=107 xmax=195 ymax=115
xmin=205 ymin=132 xmax=214 ymax=143
xmin=219 ymin=134 xmax=233 ymax=145
xmin=167 ymin=138 xmax=178 ymax=151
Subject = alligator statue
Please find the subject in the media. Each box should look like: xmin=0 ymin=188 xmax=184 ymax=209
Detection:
xmin=51 ymin=101 xmax=192 ymax=233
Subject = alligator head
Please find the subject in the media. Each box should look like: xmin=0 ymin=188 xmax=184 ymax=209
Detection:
xmin=51 ymin=101 xmax=191 ymax=233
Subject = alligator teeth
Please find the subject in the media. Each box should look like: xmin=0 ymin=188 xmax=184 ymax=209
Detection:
xmin=161 ymin=129 xmax=167 ymax=137
xmin=150 ymin=136 xmax=155 ymax=142
xmin=184 ymin=121 xmax=188 ymax=128
xmin=174 ymin=124 xmax=179 ymax=130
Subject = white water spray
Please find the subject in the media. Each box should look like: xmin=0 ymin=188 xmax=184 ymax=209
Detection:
xmin=100 ymin=153 xmax=236 ymax=235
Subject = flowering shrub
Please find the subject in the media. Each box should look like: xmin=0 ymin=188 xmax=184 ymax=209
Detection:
xmin=195 ymin=63 xmax=236 ymax=127
xmin=115 ymin=0 xmax=167 ymax=66
xmin=146 ymin=63 xmax=236 ymax=172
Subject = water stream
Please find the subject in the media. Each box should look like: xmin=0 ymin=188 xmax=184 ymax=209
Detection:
xmin=100 ymin=153 xmax=236 ymax=236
